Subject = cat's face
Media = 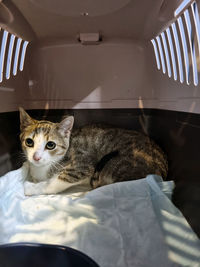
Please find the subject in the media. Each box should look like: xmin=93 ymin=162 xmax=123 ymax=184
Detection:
xmin=19 ymin=107 xmax=74 ymax=167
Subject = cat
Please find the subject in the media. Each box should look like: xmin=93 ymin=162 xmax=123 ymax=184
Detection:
xmin=19 ymin=107 xmax=168 ymax=196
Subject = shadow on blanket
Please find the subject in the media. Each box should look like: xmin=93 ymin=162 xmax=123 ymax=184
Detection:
xmin=0 ymin=166 xmax=199 ymax=267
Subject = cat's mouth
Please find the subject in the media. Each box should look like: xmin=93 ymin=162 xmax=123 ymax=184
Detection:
xmin=30 ymin=159 xmax=47 ymax=167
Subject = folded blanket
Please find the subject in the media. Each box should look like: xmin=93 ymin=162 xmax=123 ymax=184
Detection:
xmin=0 ymin=164 xmax=199 ymax=267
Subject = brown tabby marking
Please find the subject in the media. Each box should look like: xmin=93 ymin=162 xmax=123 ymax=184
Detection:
xmin=19 ymin=108 xmax=168 ymax=191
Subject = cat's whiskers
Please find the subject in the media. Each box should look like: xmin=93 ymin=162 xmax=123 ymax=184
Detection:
xmin=50 ymin=160 xmax=64 ymax=171
xmin=53 ymin=160 xmax=65 ymax=169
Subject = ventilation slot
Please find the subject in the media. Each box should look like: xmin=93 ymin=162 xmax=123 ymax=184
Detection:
xmin=177 ymin=16 xmax=190 ymax=84
xmin=0 ymin=29 xmax=29 ymax=83
xmin=19 ymin=41 xmax=29 ymax=71
xmin=175 ymin=0 xmax=192 ymax=17
xmin=166 ymin=27 xmax=178 ymax=81
xmin=156 ymin=35 xmax=166 ymax=74
xmin=151 ymin=1 xmax=200 ymax=86
xmin=0 ymin=30 xmax=8 ymax=83
xmin=172 ymin=22 xmax=184 ymax=83
xmin=161 ymin=32 xmax=172 ymax=78
xmin=151 ymin=39 xmax=161 ymax=70
xmin=13 ymin=38 xmax=22 ymax=76
xmin=6 ymin=34 xmax=15 ymax=80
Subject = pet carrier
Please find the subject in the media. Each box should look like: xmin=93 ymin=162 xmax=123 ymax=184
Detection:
xmin=0 ymin=0 xmax=199 ymax=266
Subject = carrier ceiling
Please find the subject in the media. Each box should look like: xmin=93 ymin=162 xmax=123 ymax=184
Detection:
xmin=11 ymin=0 xmax=183 ymax=41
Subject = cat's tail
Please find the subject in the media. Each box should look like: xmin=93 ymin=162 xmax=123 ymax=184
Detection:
xmin=90 ymin=150 xmax=119 ymax=188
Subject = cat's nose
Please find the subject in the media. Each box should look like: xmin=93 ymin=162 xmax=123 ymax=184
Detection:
xmin=33 ymin=153 xmax=41 ymax=162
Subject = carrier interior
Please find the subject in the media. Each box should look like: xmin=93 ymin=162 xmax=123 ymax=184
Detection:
xmin=0 ymin=0 xmax=200 ymax=236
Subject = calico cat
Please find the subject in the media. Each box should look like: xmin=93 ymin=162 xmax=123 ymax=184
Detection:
xmin=19 ymin=107 xmax=168 ymax=196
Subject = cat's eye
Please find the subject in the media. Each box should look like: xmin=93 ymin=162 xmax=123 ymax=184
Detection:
xmin=25 ymin=138 xmax=34 ymax=147
xmin=46 ymin=141 xmax=56 ymax=150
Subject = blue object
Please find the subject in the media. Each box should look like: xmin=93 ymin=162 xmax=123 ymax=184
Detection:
xmin=0 ymin=243 xmax=100 ymax=267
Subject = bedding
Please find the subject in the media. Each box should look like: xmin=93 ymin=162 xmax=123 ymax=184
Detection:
xmin=0 ymin=164 xmax=199 ymax=267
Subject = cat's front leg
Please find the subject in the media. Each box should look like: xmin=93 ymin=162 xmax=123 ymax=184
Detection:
xmin=24 ymin=181 xmax=44 ymax=196
xmin=24 ymin=174 xmax=82 ymax=196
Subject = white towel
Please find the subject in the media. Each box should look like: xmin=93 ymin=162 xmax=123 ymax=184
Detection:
xmin=0 ymin=164 xmax=199 ymax=267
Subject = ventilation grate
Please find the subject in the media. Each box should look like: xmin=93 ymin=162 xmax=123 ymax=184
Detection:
xmin=151 ymin=1 xmax=200 ymax=86
xmin=0 ymin=29 xmax=29 ymax=83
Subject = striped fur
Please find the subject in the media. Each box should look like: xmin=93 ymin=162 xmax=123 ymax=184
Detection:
xmin=19 ymin=108 xmax=168 ymax=193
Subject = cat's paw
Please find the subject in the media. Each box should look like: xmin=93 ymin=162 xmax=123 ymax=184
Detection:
xmin=24 ymin=181 xmax=37 ymax=196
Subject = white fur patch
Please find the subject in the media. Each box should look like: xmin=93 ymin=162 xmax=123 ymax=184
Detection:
xmin=24 ymin=175 xmax=89 ymax=196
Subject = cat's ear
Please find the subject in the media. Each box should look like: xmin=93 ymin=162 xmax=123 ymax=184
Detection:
xmin=19 ymin=107 xmax=35 ymax=130
xmin=58 ymin=116 xmax=74 ymax=137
